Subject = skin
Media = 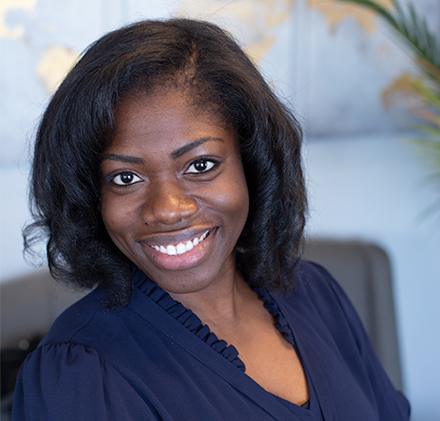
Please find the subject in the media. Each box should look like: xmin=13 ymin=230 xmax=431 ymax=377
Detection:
xmin=100 ymin=89 xmax=309 ymax=406
xmin=100 ymin=90 xmax=249 ymax=298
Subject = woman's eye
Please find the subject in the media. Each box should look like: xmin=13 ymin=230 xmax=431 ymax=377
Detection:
xmin=186 ymin=159 xmax=216 ymax=174
xmin=111 ymin=172 xmax=142 ymax=186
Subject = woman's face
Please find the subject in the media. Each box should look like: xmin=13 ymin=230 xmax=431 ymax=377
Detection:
xmin=100 ymin=91 xmax=249 ymax=295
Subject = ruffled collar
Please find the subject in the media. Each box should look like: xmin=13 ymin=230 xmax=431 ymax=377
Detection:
xmin=253 ymin=286 xmax=297 ymax=348
xmin=131 ymin=265 xmax=296 ymax=372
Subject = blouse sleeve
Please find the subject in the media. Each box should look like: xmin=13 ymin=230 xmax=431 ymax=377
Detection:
xmin=311 ymin=262 xmax=411 ymax=420
xmin=12 ymin=343 xmax=160 ymax=421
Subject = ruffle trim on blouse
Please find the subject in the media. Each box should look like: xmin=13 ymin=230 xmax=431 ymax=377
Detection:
xmin=253 ymin=287 xmax=297 ymax=348
xmin=131 ymin=265 xmax=246 ymax=371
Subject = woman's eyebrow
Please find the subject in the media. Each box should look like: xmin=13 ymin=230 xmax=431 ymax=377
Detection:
xmin=101 ymin=154 xmax=145 ymax=164
xmin=170 ymin=137 xmax=223 ymax=160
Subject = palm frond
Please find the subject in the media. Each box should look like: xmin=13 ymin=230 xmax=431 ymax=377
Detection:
xmin=411 ymin=78 xmax=440 ymax=109
xmin=337 ymin=0 xmax=440 ymax=84
xmin=337 ymin=0 xmax=440 ymax=217
xmin=419 ymin=126 xmax=440 ymax=140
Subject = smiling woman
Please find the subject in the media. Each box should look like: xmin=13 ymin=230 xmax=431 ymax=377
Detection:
xmin=13 ymin=19 xmax=410 ymax=421
xmin=100 ymin=91 xmax=249 ymax=293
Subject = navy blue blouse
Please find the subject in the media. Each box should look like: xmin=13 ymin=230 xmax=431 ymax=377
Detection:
xmin=12 ymin=261 xmax=410 ymax=420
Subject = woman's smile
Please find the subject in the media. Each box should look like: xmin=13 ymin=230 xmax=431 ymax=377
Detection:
xmin=141 ymin=227 xmax=218 ymax=271
xmin=147 ymin=228 xmax=212 ymax=256
xmin=100 ymin=90 xmax=249 ymax=295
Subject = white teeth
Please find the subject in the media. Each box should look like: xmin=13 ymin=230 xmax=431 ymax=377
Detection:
xmin=167 ymin=245 xmax=177 ymax=255
xmin=176 ymin=243 xmax=186 ymax=255
xmin=151 ymin=229 xmax=210 ymax=256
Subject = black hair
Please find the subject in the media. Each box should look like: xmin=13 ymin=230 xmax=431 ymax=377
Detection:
xmin=24 ymin=18 xmax=307 ymax=308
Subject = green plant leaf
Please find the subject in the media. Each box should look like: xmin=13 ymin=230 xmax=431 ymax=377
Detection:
xmin=419 ymin=126 xmax=440 ymax=139
xmin=410 ymin=78 xmax=440 ymax=109
xmin=336 ymin=0 xmax=440 ymax=218
xmin=336 ymin=0 xmax=440 ymax=84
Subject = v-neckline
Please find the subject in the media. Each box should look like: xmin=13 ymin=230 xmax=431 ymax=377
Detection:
xmin=131 ymin=265 xmax=323 ymax=419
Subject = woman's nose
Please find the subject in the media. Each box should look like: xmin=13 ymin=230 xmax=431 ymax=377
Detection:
xmin=142 ymin=182 xmax=198 ymax=225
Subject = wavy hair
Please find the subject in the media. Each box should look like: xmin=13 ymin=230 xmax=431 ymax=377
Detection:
xmin=24 ymin=18 xmax=307 ymax=308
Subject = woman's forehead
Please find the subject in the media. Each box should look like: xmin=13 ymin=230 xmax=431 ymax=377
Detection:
xmin=107 ymin=90 xmax=238 ymax=157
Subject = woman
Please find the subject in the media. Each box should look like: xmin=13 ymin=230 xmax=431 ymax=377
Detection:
xmin=13 ymin=19 xmax=409 ymax=420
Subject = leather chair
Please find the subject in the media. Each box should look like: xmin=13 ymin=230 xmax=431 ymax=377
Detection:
xmin=303 ymin=239 xmax=403 ymax=391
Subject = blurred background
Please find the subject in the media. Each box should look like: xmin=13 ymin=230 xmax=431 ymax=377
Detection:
xmin=1 ymin=0 xmax=439 ymax=419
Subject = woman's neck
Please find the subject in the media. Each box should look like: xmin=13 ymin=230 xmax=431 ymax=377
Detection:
xmin=168 ymin=267 xmax=255 ymax=329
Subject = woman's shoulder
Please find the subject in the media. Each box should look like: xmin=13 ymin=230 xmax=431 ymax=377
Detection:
xmin=12 ymin=325 xmax=158 ymax=420
xmin=38 ymin=286 xmax=110 ymax=348
xmin=290 ymin=259 xmax=344 ymax=299
xmin=31 ymin=282 xmax=170 ymax=364
xmin=279 ymin=259 xmax=366 ymax=334
xmin=12 ymin=286 xmax=144 ymax=419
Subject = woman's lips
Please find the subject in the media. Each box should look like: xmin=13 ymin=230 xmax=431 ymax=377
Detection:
xmin=141 ymin=227 xmax=217 ymax=271
xmin=149 ymin=229 xmax=210 ymax=256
